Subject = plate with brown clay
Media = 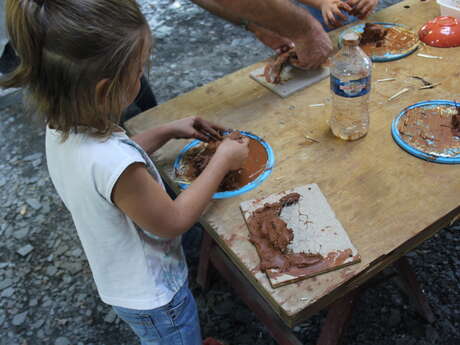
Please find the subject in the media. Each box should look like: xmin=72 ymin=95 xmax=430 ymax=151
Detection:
xmin=338 ymin=22 xmax=419 ymax=62
xmin=392 ymin=100 xmax=460 ymax=163
xmin=174 ymin=130 xmax=275 ymax=199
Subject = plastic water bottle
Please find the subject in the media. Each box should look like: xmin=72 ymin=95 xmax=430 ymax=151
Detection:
xmin=330 ymin=32 xmax=372 ymax=141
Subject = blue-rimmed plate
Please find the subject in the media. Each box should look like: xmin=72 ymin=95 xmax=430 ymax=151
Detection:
xmin=338 ymin=22 xmax=419 ymax=62
xmin=174 ymin=131 xmax=275 ymax=199
xmin=391 ymin=100 xmax=460 ymax=164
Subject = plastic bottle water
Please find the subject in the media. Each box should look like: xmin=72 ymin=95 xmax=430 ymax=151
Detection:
xmin=330 ymin=32 xmax=372 ymax=141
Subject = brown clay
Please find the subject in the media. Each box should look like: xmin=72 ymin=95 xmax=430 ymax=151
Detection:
xmin=360 ymin=26 xmax=417 ymax=57
xmin=360 ymin=23 xmax=388 ymax=46
xmin=264 ymin=48 xmax=299 ymax=84
xmin=179 ymin=131 xmax=268 ymax=192
xmin=247 ymin=193 xmax=323 ymax=273
xmin=452 ymin=108 xmax=460 ymax=135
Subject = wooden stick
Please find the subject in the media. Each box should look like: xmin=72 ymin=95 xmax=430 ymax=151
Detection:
xmin=417 ymin=53 xmax=442 ymax=59
xmin=377 ymin=78 xmax=396 ymax=82
xmin=388 ymin=88 xmax=409 ymax=101
xmin=419 ymin=82 xmax=441 ymax=90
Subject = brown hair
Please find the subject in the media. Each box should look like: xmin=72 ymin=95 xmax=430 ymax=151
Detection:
xmin=0 ymin=0 xmax=150 ymax=139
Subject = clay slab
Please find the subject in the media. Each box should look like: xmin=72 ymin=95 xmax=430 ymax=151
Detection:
xmin=240 ymin=184 xmax=361 ymax=288
xmin=249 ymin=66 xmax=330 ymax=98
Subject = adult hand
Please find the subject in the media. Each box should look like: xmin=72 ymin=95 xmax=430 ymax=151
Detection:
xmin=291 ymin=19 xmax=333 ymax=69
xmin=216 ymin=136 xmax=249 ymax=171
xmin=167 ymin=116 xmax=225 ymax=142
xmin=321 ymin=0 xmax=353 ymax=28
xmin=346 ymin=0 xmax=378 ymax=19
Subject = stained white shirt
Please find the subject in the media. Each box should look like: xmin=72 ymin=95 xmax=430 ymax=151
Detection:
xmin=45 ymin=127 xmax=187 ymax=310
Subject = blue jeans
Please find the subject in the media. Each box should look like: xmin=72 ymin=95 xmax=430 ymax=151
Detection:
xmin=113 ymin=282 xmax=202 ymax=345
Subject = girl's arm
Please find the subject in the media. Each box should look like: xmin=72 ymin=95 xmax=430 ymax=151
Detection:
xmin=131 ymin=116 xmax=224 ymax=155
xmin=112 ymin=137 xmax=249 ymax=239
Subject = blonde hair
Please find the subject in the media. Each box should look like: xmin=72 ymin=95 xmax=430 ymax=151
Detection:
xmin=0 ymin=0 xmax=150 ymax=139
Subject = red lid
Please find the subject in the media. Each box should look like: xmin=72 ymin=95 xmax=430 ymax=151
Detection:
xmin=419 ymin=16 xmax=460 ymax=48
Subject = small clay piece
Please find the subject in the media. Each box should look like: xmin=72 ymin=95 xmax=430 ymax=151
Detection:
xmin=178 ymin=131 xmax=268 ymax=192
xmin=228 ymin=131 xmax=244 ymax=142
xmin=452 ymin=109 xmax=460 ymax=136
xmin=264 ymin=48 xmax=299 ymax=84
xmin=247 ymin=193 xmax=323 ymax=272
xmin=360 ymin=23 xmax=388 ymax=46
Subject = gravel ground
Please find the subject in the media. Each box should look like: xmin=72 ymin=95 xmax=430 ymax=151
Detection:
xmin=1 ymin=1 xmax=459 ymax=345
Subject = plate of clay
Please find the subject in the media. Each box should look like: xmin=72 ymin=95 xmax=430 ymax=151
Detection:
xmin=391 ymin=100 xmax=460 ymax=164
xmin=174 ymin=131 xmax=275 ymax=199
xmin=338 ymin=22 xmax=419 ymax=62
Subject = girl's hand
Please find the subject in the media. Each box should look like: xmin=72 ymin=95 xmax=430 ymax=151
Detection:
xmin=215 ymin=136 xmax=249 ymax=171
xmin=167 ymin=116 xmax=225 ymax=142
xmin=321 ymin=0 xmax=353 ymax=28
xmin=346 ymin=0 xmax=379 ymax=19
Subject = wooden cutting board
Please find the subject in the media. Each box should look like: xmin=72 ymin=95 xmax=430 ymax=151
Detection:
xmin=240 ymin=184 xmax=361 ymax=288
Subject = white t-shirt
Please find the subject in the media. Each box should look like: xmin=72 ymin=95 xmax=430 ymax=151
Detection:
xmin=45 ymin=127 xmax=187 ymax=310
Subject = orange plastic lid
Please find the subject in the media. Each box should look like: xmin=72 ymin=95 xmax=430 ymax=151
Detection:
xmin=419 ymin=16 xmax=460 ymax=48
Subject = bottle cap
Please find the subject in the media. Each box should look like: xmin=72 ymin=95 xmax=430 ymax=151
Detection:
xmin=342 ymin=32 xmax=360 ymax=46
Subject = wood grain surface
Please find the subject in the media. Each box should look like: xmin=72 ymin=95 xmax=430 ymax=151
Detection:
xmin=126 ymin=0 xmax=460 ymax=327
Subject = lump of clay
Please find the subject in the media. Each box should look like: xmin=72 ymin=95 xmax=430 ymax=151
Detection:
xmin=181 ymin=132 xmax=241 ymax=191
xmin=452 ymin=110 xmax=460 ymax=136
xmin=247 ymin=193 xmax=323 ymax=272
xmin=179 ymin=130 xmax=268 ymax=192
xmin=360 ymin=23 xmax=388 ymax=47
xmin=264 ymin=48 xmax=299 ymax=84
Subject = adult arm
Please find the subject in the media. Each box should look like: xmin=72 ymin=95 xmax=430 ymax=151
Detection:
xmin=189 ymin=0 xmax=333 ymax=69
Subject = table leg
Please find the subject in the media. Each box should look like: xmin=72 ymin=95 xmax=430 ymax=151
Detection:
xmin=209 ymin=245 xmax=303 ymax=345
xmin=394 ymin=256 xmax=435 ymax=323
xmin=197 ymin=230 xmax=214 ymax=290
xmin=316 ymin=289 xmax=360 ymax=345
xmin=198 ymin=237 xmax=435 ymax=345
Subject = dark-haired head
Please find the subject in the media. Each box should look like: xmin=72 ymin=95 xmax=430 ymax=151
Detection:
xmin=1 ymin=0 xmax=151 ymax=139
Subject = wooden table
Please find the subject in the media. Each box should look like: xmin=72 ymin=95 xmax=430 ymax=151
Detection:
xmin=126 ymin=0 xmax=460 ymax=343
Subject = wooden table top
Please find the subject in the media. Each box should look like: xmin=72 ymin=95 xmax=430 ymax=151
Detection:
xmin=126 ymin=0 xmax=460 ymax=327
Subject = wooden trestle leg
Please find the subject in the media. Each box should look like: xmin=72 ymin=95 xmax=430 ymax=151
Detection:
xmin=197 ymin=230 xmax=214 ymax=290
xmin=197 ymin=229 xmax=435 ymax=345
xmin=394 ymin=256 xmax=435 ymax=323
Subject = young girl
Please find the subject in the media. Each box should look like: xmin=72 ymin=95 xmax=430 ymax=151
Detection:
xmin=1 ymin=0 xmax=248 ymax=344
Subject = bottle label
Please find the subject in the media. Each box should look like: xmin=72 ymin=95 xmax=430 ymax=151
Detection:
xmin=330 ymin=75 xmax=371 ymax=98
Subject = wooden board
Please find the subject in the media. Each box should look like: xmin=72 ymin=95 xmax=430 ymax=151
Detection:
xmin=240 ymin=184 xmax=360 ymax=288
xmin=126 ymin=0 xmax=460 ymax=327
xmin=249 ymin=66 xmax=330 ymax=98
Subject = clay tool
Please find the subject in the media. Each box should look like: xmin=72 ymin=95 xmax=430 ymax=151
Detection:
xmin=240 ymin=184 xmax=360 ymax=288
xmin=249 ymin=65 xmax=330 ymax=98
